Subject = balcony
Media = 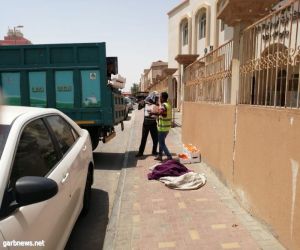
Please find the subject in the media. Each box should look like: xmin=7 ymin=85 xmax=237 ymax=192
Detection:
xmin=175 ymin=54 xmax=199 ymax=67
xmin=217 ymin=0 xmax=279 ymax=26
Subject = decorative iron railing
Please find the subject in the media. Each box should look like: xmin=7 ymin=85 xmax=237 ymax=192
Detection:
xmin=184 ymin=40 xmax=233 ymax=103
xmin=240 ymin=0 xmax=300 ymax=108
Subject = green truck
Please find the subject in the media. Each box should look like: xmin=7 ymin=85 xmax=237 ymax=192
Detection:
xmin=0 ymin=43 xmax=125 ymax=149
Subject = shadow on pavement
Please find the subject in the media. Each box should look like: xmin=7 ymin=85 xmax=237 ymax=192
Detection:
xmin=93 ymin=151 xmax=179 ymax=171
xmin=124 ymin=115 xmax=132 ymax=121
xmin=65 ymin=189 xmax=109 ymax=250
xmin=93 ymin=152 xmax=134 ymax=170
xmin=93 ymin=151 xmax=141 ymax=170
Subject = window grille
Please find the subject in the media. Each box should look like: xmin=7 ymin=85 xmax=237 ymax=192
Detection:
xmin=239 ymin=0 xmax=300 ymax=108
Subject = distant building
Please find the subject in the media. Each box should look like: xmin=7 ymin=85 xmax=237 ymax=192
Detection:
xmin=140 ymin=69 xmax=151 ymax=92
xmin=139 ymin=60 xmax=177 ymax=106
xmin=139 ymin=60 xmax=168 ymax=91
xmin=0 ymin=28 xmax=31 ymax=46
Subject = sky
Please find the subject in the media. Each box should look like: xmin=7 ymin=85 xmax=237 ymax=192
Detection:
xmin=0 ymin=0 xmax=181 ymax=91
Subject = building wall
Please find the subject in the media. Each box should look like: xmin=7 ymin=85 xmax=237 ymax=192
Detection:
xmin=168 ymin=1 xmax=190 ymax=69
xmin=182 ymin=102 xmax=300 ymax=249
xmin=168 ymin=0 xmax=233 ymax=110
xmin=168 ymin=0 xmax=233 ymax=67
xmin=218 ymin=23 xmax=234 ymax=47
xmin=182 ymin=102 xmax=235 ymax=185
xmin=234 ymin=106 xmax=300 ymax=250
xmin=197 ymin=38 xmax=206 ymax=57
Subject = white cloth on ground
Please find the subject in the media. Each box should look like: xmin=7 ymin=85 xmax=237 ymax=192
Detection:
xmin=159 ymin=172 xmax=206 ymax=190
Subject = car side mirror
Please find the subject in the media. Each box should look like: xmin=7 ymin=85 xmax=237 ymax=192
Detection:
xmin=14 ymin=176 xmax=58 ymax=207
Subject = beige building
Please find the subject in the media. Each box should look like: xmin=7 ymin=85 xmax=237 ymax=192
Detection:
xmin=140 ymin=61 xmax=167 ymax=91
xmin=177 ymin=0 xmax=300 ymax=249
xmin=139 ymin=69 xmax=150 ymax=92
xmin=167 ymin=0 xmax=233 ymax=109
xmin=139 ymin=60 xmax=174 ymax=92
xmin=139 ymin=1 xmax=300 ymax=248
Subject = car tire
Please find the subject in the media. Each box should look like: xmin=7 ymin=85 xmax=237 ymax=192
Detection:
xmin=81 ymin=170 xmax=92 ymax=216
xmin=86 ymin=127 xmax=100 ymax=150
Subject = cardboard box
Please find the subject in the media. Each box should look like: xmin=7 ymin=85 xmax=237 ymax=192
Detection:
xmin=190 ymin=156 xmax=200 ymax=163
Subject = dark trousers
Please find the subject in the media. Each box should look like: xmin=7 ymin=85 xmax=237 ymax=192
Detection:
xmin=138 ymin=123 xmax=158 ymax=155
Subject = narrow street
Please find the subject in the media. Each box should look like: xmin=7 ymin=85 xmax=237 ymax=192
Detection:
xmin=1 ymin=1 xmax=299 ymax=250
xmin=66 ymin=110 xmax=136 ymax=249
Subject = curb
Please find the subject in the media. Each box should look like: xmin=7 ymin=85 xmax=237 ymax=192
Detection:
xmin=102 ymin=112 xmax=136 ymax=250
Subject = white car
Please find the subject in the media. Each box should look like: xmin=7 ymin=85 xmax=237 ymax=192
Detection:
xmin=0 ymin=106 xmax=94 ymax=250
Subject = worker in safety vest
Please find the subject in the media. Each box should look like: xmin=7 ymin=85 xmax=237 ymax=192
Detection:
xmin=150 ymin=92 xmax=172 ymax=161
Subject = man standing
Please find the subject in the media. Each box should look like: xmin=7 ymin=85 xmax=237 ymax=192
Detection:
xmin=153 ymin=92 xmax=172 ymax=161
xmin=135 ymin=92 xmax=159 ymax=157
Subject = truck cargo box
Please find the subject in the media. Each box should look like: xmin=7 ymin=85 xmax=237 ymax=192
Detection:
xmin=0 ymin=43 xmax=125 ymax=149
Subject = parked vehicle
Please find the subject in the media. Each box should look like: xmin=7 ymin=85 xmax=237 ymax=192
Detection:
xmin=124 ymin=100 xmax=130 ymax=119
xmin=124 ymin=97 xmax=134 ymax=111
xmin=0 ymin=43 xmax=125 ymax=150
xmin=0 ymin=105 xmax=94 ymax=250
xmin=135 ymin=91 xmax=149 ymax=102
xmin=129 ymin=96 xmax=137 ymax=104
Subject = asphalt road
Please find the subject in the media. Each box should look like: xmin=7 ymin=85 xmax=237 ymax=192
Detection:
xmin=65 ymin=110 xmax=135 ymax=250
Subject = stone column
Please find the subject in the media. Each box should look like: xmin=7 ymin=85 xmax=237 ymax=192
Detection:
xmin=230 ymin=23 xmax=245 ymax=105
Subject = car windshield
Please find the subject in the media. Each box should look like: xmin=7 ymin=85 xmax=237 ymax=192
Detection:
xmin=0 ymin=125 xmax=11 ymax=159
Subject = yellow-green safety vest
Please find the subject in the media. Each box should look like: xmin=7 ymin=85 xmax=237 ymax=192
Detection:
xmin=158 ymin=102 xmax=172 ymax=132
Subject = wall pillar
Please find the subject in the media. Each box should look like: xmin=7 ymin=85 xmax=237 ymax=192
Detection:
xmin=230 ymin=23 xmax=245 ymax=105
xmin=188 ymin=17 xmax=193 ymax=54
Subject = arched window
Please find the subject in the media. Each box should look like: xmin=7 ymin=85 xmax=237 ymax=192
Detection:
xmin=199 ymin=13 xmax=206 ymax=39
xmin=182 ymin=22 xmax=188 ymax=45
xmin=221 ymin=20 xmax=225 ymax=32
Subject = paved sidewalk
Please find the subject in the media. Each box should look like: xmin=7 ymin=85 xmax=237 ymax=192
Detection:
xmin=104 ymin=109 xmax=284 ymax=250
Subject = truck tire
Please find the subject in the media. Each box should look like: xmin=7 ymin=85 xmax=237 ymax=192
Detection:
xmin=91 ymin=136 xmax=99 ymax=150
xmin=86 ymin=127 xmax=100 ymax=150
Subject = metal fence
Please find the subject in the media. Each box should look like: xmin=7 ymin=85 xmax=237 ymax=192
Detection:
xmin=184 ymin=40 xmax=233 ymax=103
xmin=240 ymin=0 xmax=300 ymax=108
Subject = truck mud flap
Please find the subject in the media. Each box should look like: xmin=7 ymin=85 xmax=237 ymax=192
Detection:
xmin=103 ymin=131 xmax=116 ymax=143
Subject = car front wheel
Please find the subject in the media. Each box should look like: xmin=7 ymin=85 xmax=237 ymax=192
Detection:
xmin=81 ymin=170 xmax=92 ymax=216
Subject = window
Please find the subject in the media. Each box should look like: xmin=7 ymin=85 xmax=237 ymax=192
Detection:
xmin=10 ymin=119 xmax=59 ymax=187
xmin=0 ymin=125 xmax=10 ymax=159
xmin=182 ymin=22 xmax=188 ymax=45
xmin=221 ymin=20 xmax=225 ymax=32
xmin=199 ymin=13 xmax=206 ymax=39
xmin=46 ymin=116 xmax=76 ymax=155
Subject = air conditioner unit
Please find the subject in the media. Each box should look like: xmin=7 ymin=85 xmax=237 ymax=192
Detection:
xmin=204 ymin=47 xmax=208 ymax=54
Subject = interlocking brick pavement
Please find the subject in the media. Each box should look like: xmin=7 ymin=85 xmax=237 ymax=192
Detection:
xmin=103 ymin=109 xmax=285 ymax=250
